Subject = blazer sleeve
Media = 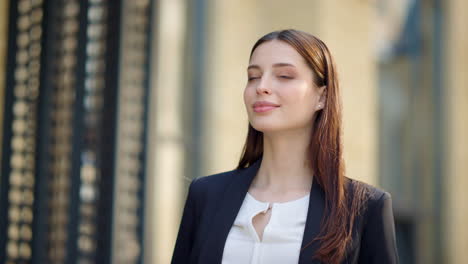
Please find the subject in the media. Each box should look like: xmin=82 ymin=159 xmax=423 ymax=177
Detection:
xmin=358 ymin=192 xmax=399 ymax=264
xmin=171 ymin=177 xmax=200 ymax=264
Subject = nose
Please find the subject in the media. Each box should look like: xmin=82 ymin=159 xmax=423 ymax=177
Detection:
xmin=256 ymin=75 xmax=272 ymax=95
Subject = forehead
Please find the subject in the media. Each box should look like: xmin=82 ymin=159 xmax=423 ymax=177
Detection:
xmin=249 ymin=40 xmax=308 ymax=68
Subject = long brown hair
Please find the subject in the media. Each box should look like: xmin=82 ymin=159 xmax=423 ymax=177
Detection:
xmin=237 ymin=29 xmax=368 ymax=263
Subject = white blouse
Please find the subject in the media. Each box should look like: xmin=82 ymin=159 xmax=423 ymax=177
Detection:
xmin=222 ymin=192 xmax=310 ymax=264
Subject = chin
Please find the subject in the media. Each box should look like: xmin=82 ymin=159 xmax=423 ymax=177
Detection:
xmin=250 ymin=120 xmax=285 ymax=133
xmin=250 ymin=116 xmax=313 ymax=134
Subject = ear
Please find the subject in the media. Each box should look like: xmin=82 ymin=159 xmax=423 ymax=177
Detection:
xmin=317 ymin=85 xmax=327 ymax=109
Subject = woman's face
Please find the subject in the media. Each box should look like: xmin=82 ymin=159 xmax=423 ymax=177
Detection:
xmin=244 ymin=40 xmax=325 ymax=133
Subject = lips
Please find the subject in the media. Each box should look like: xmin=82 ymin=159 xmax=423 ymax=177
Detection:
xmin=253 ymin=101 xmax=280 ymax=113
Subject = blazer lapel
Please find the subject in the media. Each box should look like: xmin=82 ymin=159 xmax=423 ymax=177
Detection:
xmin=298 ymin=178 xmax=326 ymax=264
xmin=198 ymin=158 xmax=262 ymax=263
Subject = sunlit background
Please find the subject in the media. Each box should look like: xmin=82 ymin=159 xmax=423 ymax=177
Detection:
xmin=0 ymin=0 xmax=466 ymax=263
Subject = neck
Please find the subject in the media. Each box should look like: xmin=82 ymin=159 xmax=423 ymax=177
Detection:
xmin=252 ymin=127 xmax=314 ymax=193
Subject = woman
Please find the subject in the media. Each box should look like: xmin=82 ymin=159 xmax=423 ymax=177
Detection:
xmin=171 ymin=29 xmax=399 ymax=264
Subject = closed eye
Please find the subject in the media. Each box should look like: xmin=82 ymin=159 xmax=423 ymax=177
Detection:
xmin=248 ymin=76 xmax=260 ymax=81
xmin=278 ymin=75 xmax=293 ymax=79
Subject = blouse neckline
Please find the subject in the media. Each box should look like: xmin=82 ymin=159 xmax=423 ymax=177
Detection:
xmin=246 ymin=192 xmax=310 ymax=206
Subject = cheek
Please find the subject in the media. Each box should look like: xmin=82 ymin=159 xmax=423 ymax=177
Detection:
xmin=279 ymin=81 xmax=312 ymax=104
xmin=280 ymin=83 xmax=317 ymax=116
xmin=243 ymin=85 xmax=255 ymax=103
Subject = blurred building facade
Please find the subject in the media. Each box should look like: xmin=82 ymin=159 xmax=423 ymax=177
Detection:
xmin=0 ymin=0 xmax=152 ymax=264
xmin=0 ymin=0 xmax=467 ymax=264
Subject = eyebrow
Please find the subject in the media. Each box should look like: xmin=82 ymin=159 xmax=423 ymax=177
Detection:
xmin=247 ymin=63 xmax=296 ymax=70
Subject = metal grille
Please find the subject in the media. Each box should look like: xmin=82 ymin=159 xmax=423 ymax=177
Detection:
xmin=0 ymin=0 xmax=153 ymax=263
xmin=76 ymin=0 xmax=109 ymax=263
xmin=47 ymin=0 xmax=80 ymax=263
xmin=5 ymin=0 xmax=44 ymax=262
xmin=112 ymin=0 xmax=151 ymax=263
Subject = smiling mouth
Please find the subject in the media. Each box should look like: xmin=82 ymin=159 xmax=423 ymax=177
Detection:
xmin=253 ymin=105 xmax=279 ymax=113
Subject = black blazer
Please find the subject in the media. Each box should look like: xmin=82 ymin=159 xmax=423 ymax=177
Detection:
xmin=171 ymin=159 xmax=399 ymax=264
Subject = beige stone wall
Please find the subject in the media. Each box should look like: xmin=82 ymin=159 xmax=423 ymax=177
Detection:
xmin=203 ymin=0 xmax=378 ymax=186
xmin=444 ymin=0 xmax=468 ymax=262
xmin=0 ymin=0 xmax=9 ymax=161
xmin=146 ymin=0 xmax=187 ymax=263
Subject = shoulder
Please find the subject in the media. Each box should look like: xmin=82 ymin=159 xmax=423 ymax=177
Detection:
xmin=345 ymin=177 xmax=392 ymax=214
xmin=192 ymin=168 xmax=238 ymax=189
xmin=345 ymin=177 xmax=391 ymax=201
xmin=344 ymin=178 xmax=396 ymax=247
xmin=188 ymin=168 xmax=239 ymax=201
